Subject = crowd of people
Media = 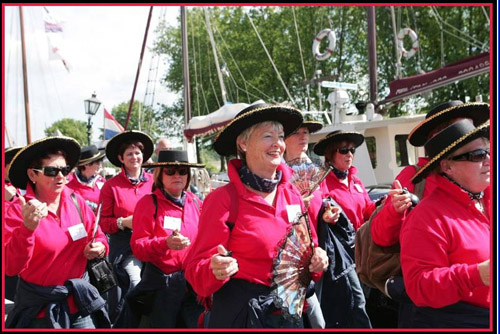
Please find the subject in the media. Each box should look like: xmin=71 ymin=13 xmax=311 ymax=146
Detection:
xmin=3 ymin=100 xmax=491 ymax=329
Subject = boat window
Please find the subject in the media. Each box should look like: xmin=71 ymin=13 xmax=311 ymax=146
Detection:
xmin=364 ymin=136 xmax=377 ymax=169
xmin=395 ymin=134 xmax=410 ymax=167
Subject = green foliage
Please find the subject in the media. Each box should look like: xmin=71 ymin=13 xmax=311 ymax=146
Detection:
xmin=45 ymin=118 xmax=87 ymax=145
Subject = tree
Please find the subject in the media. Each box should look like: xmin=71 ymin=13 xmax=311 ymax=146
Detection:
xmin=45 ymin=118 xmax=87 ymax=145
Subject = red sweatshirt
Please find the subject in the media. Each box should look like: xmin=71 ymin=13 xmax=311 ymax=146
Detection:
xmin=400 ymin=175 xmax=490 ymax=309
xmin=98 ymin=168 xmax=153 ymax=234
xmin=319 ymin=165 xmax=375 ymax=231
xmin=4 ymin=185 xmax=109 ymax=314
xmin=66 ymin=174 xmax=106 ymax=213
xmin=185 ymin=159 xmax=319 ymax=298
xmin=131 ymin=188 xmax=202 ymax=274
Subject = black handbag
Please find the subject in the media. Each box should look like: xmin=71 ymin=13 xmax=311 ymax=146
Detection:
xmin=87 ymin=257 xmax=117 ymax=294
xmin=71 ymin=194 xmax=117 ymax=294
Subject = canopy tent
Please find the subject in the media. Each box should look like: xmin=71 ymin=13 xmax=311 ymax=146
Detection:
xmin=184 ymin=100 xmax=265 ymax=142
xmin=379 ymin=52 xmax=489 ymax=106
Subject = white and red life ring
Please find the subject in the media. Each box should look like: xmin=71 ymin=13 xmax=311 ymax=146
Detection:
xmin=312 ymin=29 xmax=336 ymax=61
xmin=397 ymin=28 xmax=419 ymax=59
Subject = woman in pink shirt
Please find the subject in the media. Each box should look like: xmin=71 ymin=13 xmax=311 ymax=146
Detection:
xmin=122 ymin=150 xmax=205 ymax=328
xmin=185 ymin=103 xmax=329 ymax=328
xmin=66 ymin=145 xmax=106 ymax=214
xmin=98 ymin=130 xmax=154 ymax=323
xmin=400 ymin=120 xmax=490 ymax=328
xmin=5 ymin=136 xmax=109 ymax=328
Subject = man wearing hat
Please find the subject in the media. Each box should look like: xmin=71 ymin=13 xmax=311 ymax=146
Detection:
xmin=400 ymin=120 xmax=490 ymax=328
xmin=369 ymin=100 xmax=490 ymax=327
xmin=98 ymin=130 xmax=154 ymax=324
xmin=185 ymin=103 xmax=329 ymax=328
xmin=5 ymin=136 xmax=109 ymax=328
xmin=119 ymin=150 xmax=205 ymax=328
xmin=67 ymin=145 xmax=106 ymax=214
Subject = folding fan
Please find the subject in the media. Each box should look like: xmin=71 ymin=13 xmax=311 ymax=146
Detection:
xmin=270 ymin=212 xmax=315 ymax=321
xmin=288 ymin=159 xmax=332 ymax=197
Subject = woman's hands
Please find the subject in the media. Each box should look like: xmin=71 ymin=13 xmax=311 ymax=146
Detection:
xmin=121 ymin=215 xmax=134 ymax=229
xmin=309 ymin=247 xmax=329 ymax=273
xmin=211 ymin=245 xmax=239 ymax=280
xmin=19 ymin=196 xmax=48 ymax=231
xmin=322 ymin=201 xmax=340 ymax=224
xmin=166 ymin=230 xmax=191 ymax=250
xmin=389 ymin=180 xmax=412 ymax=214
xmin=84 ymin=241 xmax=106 ymax=260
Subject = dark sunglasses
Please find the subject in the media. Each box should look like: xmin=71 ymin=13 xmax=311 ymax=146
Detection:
xmin=449 ymin=149 xmax=490 ymax=162
xmin=32 ymin=166 xmax=72 ymax=177
xmin=337 ymin=147 xmax=356 ymax=155
xmin=163 ymin=168 xmax=189 ymax=176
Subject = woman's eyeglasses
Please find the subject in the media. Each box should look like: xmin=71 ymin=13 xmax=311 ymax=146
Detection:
xmin=336 ymin=147 xmax=356 ymax=155
xmin=163 ymin=168 xmax=189 ymax=176
xmin=449 ymin=149 xmax=490 ymax=162
xmin=32 ymin=166 xmax=72 ymax=177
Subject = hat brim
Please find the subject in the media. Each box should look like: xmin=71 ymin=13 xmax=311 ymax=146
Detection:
xmin=5 ymin=146 xmax=23 ymax=166
xmin=213 ymin=105 xmax=303 ymax=156
xmin=313 ymin=132 xmax=365 ymax=156
xmin=105 ymin=131 xmax=154 ymax=167
xmin=8 ymin=136 xmax=81 ymax=189
xmin=411 ymin=122 xmax=490 ymax=184
xmin=408 ymin=102 xmax=490 ymax=147
xmin=142 ymin=161 xmax=205 ymax=169
xmin=78 ymin=152 xmax=105 ymax=166
xmin=302 ymin=121 xmax=323 ymax=134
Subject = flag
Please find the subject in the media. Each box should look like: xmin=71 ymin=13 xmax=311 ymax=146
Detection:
xmin=43 ymin=7 xmax=71 ymax=72
xmin=104 ymin=109 xmax=124 ymax=140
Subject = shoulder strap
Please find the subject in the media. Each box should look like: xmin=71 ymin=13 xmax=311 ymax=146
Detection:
xmin=412 ymin=165 xmax=426 ymax=200
xmin=225 ymin=183 xmax=238 ymax=232
xmin=70 ymin=193 xmax=84 ymax=224
xmin=151 ymin=194 xmax=158 ymax=219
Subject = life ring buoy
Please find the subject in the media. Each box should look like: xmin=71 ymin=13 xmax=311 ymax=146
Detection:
xmin=312 ymin=29 xmax=336 ymax=61
xmin=397 ymin=28 xmax=419 ymax=59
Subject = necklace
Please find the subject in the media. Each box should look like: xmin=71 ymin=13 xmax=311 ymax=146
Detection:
xmin=441 ymin=174 xmax=484 ymax=200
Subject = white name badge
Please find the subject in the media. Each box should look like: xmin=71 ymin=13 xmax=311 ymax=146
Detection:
xmin=163 ymin=216 xmax=182 ymax=231
xmin=354 ymin=183 xmax=364 ymax=193
xmin=286 ymin=204 xmax=302 ymax=223
xmin=96 ymin=181 xmax=104 ymax=190
xmin=68 ymin=223 xmax=88 ymax=241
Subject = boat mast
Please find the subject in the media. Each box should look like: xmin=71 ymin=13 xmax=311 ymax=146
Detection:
xmin=124 ymin=6 xmax=153 ymax=130
xmin=19 ymin=6 xmax=32 ymax=144
xmin=367 ymin=6 xmax=378 ymax=112
xmin=181 ymin=6 xmax=192 ymax=126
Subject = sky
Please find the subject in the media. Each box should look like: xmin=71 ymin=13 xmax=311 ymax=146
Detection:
xmin=4 ymin=5 xmax=180 ymax=147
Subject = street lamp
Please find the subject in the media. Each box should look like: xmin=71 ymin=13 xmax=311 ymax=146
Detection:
xmin=84 ymin=92 xmax=102 ymax=145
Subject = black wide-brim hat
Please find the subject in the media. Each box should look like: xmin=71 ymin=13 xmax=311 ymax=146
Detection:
xmin=78 ymin=145 xmax=105 ymax=166
xmin=213 ymin=103 xmax=303 ymax=156
xmin=408 ymin=101 xmax=490 ymax=147
xmin=5 ymin=146 xmax=23 ymax=166
xmin=313 ymin=130 xmax=365 ymax=156
xmin=301 ymin=121 xmax=323 ymax=134
xmin=142 ymin=150 xmax=205 ymax=169
xmin=411 ymin=120 xmax=490 ymax=184
xmin=105 ymin=130 xmax=154 ymax=167
xmin=8 ymin=136 xmax=81 ymax=189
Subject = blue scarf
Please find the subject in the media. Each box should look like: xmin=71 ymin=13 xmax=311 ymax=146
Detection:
xmin=161 ymin=189 xmax=186 ymax=207
xmin=329 ymin=163 xmax=349 ymax=180
xmin=239 ymin=164 xmax=282 ymax=193
xmin=75 ymin=169 xmax=98 ymax=184
xmin=126 ymin=169 xmax=148 ymax=185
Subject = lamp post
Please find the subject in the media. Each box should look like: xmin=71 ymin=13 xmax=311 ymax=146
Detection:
xmin=84 ymin=92 xmax=102 ymax=145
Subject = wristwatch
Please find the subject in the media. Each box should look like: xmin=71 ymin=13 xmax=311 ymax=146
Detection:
xmin=117 ymin=217 xmax=124 ymax=230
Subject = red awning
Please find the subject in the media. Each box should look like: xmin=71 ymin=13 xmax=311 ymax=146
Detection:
xmin=379 ymin=52 xmax=490 ymax=105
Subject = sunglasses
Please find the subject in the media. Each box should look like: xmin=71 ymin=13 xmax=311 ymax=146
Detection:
xmin=449 ymin=149 xmax=490 ymax=162
xmin=163 ymin=168 xmax=189 ymax=176
xmin=336 ymin=147 xmax=356 ymax=155
xmin=32 ymin=166 xmax=72 ymax=177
